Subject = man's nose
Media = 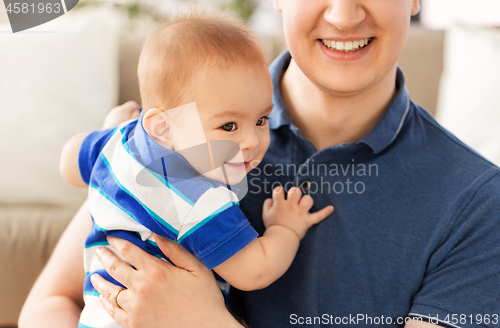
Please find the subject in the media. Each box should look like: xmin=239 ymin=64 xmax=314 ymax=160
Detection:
xmin=324 ymin=0 xmax=366 ymax=31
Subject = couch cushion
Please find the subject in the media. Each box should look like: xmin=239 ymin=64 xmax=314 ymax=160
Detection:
xmin=0 ymin=7 xmax=120 ymax=207
xmin=0 ymin=205 xmax=77 ymax=326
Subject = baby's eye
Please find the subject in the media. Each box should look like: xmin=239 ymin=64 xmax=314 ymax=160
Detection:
xmin=256 ymin=116 xmax=269 ymax=126
xmin=220 ymin=122 xmax=237 ymax=132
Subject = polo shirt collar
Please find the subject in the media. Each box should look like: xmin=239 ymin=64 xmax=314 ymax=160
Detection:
xmin=268 ymin=51 xmax=293 ymax=130
xmin=268 ymin=51 xmax=411 ymax=154
xmin=128 ymin=112 xmax=201 ymax=181
xmin=128 ymin=112 xmax=231 ymax=190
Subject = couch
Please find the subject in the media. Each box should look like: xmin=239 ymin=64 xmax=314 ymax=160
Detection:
xmin=0 ymin=8 xmax=444 ymax=325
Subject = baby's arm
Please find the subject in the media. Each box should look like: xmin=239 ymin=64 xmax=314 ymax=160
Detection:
xmin=213 ymin=186 xmax=333 ymax=291
xmin=60 ymin=101 xmax=140 ymax=188
xmin=60 ymin=132 xmax=90 ymax=188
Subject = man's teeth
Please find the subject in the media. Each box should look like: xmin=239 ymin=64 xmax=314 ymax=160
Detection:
xmin=321 ymin=38 xmax=372 ymax=52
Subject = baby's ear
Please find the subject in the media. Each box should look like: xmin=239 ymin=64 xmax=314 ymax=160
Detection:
xmin=142 ymin=108 xmax=173 ymax=149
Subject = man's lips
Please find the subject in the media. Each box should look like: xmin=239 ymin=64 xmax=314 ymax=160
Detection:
xmin=318 ymin=37 xmax=374 ymax=61
xmin=320 ymin=37 xmax=373 ymax=52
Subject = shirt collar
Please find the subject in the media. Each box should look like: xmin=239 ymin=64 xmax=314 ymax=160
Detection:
xmin=128 ymin=112 xmax=205 ymax=181
xmin=268 ymin=51 xmax=293 ymax=130
xmin=127 ymin=112 xmax=232 ymax=190
xmin=268 ymin=50 xmax=411 ymax=154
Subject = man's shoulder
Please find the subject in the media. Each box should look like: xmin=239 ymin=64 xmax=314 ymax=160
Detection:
xmin=388 ymin=101 xmax=500 ymax=217
xmin=402 ymin=101 xmax=499 ymax=177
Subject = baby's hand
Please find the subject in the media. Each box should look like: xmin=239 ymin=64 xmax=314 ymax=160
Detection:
xmin=101 ymin=101 xmax=141 ymax=130
xmin=262 ymin=186 xmax=334 ymax=240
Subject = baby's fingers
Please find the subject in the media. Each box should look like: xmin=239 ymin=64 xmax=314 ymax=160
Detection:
xmin=272 ymin=186 xmax=285 ymax=202
xmin=262 ymin=198 xmax=273 ymax=215
xmin=287 ymin=187 xmax=302 ymax=203
xmin=299 ymin=194 xmax=314 ymax=212
xmin=307 ymin=205 xmax=334 ymax=226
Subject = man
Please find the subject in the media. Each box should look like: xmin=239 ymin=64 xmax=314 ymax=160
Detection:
xmin=20 ymin=1 xmax=500 ymax=327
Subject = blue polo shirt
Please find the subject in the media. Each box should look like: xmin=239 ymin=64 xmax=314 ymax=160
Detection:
xmin=228 ymin=51 xmax=500 ymax=328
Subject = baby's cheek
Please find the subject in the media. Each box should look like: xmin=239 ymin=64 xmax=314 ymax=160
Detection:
xmin=262 ymin=132 xmax=271 ymax=153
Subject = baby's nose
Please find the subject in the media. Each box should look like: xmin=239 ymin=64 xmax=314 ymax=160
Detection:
xmin=240 ymin=130 xmax=260 ymax=151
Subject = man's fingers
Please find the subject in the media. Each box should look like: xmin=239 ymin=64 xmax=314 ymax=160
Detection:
xmin=131 ymin=109 xmax=141 ymax=119
xmin=91 ymin=273 xmax=130 ymax=312
xmin=308 ymin=206 xmax=334 ymax=225
xmin=106 ymin=236 xmax=147 ymax=271
xmin=95 ymin=245 xmax=136 ymax=287
xmin=121 ymin=101 xmax=140 ymax=119
xmin=99 ymin=294 xmax=128 ymax=324
xmin=122 ymin=100 xmax=139 ymax=111
xmin=154 ymin=234 xmax=205 ymax=273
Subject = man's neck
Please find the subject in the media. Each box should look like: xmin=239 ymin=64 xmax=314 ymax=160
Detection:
xmin=280 ymin=60 xmax=398 ymax=151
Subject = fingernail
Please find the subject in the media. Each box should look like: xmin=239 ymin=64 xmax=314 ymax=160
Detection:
xmin=90 ymin=274 xmax=97 ymax=283
xmin=155 ymin=234 xmax=168 ymax=242
xmin=107 ymin=236 xmax=120 ymax=247
xmin=95 ymin=246 xmax=103 ymax=255
xmin=153 ymin=234 xmax=171 ymax=246
xmin=166 ymin=239 xmax=178 ymax=249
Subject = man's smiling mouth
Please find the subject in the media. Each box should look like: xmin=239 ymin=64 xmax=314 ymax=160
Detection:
xmin=321 ymin=38 xmax=373 ymax=52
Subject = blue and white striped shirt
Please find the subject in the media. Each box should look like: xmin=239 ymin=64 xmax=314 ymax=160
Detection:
xmin=78 ymin=114 xmax=258 ymax=328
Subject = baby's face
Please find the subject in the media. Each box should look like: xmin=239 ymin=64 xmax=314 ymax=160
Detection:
xmin=170 ymin=64 xmax=273 ymax=185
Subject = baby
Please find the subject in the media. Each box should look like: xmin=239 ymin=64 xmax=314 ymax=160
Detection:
xmin=60 ymin=8 xmax=333 ymax=328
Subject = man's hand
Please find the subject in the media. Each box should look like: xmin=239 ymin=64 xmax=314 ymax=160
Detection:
xmin=91 ymin=235 xmax=244 ymax=328
xmin=101 ymin=101 xmax=141 ymax=130
xmin=262 ymin=186 xmax=333 ymax=240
